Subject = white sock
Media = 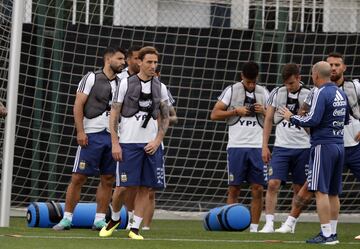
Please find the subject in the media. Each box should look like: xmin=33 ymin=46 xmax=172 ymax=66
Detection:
xmin=330 ymin=220 xmax=338 ymax=235
xmin=250 ymin=223 xmax=258 ymax=232
xmin=94 ymin=213 xmax=106 ymax=223
xmin=320 ymin=223 xmax=332 ymax=238
xmin=63 ymin=212 xmax=73 ymax=222
xmin=285 ymin=216 xmax=297 ymax=227
xmin=131 ymin=215 xmax=143 ymax=229
xmin=111 ymin=211 xmax=120 ymax=221
xmin=265 ymin=214 xmax=274 ymax=225
xmin=128 ymin=211 xmax=134 ymax=221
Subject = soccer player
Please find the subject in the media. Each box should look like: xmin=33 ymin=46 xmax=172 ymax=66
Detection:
xmin=0 ymin=102 xmax=7 ymax=117
xmin=280 ymin=61 xmax=349 ymax=244
xmin=259 ymin=64 xmax=310 ymax=233
xmin=53 ymin=47 xmax=126 ymax=231
xmin=116 ymin=45 xmax=142 ymax=229
xmin=276 ymin=53 xmax=360 ymax=236
xmin=210 ymin=61 xmax=269 ymax=233
xmin=100 ymin=46 xmax=170 ymax=240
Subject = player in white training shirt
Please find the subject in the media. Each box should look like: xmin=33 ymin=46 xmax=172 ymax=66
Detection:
xmin=100 ymin=46 xmax=170 ymax=240
xmin=259 ymin=64 xmax=310 ymax=233
xmin=53 ymin=47 xmax=126 ymax=231
xmin=211 ymin=61 xmax=269 ymax=232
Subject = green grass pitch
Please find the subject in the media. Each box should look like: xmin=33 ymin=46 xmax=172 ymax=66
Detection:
xmin=1 ymin=217 xmax=360 ymax=249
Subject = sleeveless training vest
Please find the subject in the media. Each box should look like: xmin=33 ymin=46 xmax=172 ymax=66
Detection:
xmin=121 ymin=75 xmax=161 ymax=120
xmin=273 ymin=84 xmax=310 ymax=124
xmin=340 ymin=80 xmax=360 ymax=119
xmin=84 ymin=70 xmax=115 ymax=119
xmin=226 ymin=81 xmax=267 ymax=127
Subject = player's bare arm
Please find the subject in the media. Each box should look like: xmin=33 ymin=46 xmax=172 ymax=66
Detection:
xmin=169 ymin=106 xmax=178 ymax=126
xmin=0 ymin=102 xmax=7 ymax=118
xmin=109 ymin=102 xmax=123 ymax=161
xmin=145 ymin=101 xmax=169 ymax=155
xmin=262 ymin=105 xmax=275 ymax=164
xmin=73 ymin=92 xmax=88 ymax=147
xmin=210 ymin=101 xmax=249 ymax=120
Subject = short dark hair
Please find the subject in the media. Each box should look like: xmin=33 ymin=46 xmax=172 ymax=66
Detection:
xmin=282 ymin=63 xmax=300 ymax=81
xmin=327 ymin=52 xmax=345 ymax=62
xmin=242 ymin=61 xmax=259 ymax=80
xmin=103 ymin=46 xmax=126 ymax=60
xmin=138 ymin=46 xmax=159 ymax=61
xmin=127 ymin=45 xmax=142 ymax=58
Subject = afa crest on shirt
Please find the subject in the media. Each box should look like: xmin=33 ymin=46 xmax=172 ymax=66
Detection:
xmin=79 ymin=160 xmax=87 ymax=170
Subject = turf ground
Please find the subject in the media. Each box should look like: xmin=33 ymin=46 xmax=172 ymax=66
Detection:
xmin=1 ymin=217 xmax=360 ymax=249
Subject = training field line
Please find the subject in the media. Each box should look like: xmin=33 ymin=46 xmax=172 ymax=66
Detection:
xmin=1 ymin=234 xmax=360 ymax=245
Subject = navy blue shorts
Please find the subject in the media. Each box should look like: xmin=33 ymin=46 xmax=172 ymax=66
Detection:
xmin=307 ymin=144 xmax=344 ymax=195
xmin=268 ymin=147 xmax=309 ymax=185
xmin=344 ymin=143 xmax=360 ymax=181
xmin=116 ymin=143 xmax=165 ymax=189
xmin=72 ymin=130 xmax=116 ymax=176
xmin=227 ymin=148 xmax=265 ymax=186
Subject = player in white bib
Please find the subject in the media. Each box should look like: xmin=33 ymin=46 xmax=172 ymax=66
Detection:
xmin=53 ymin=47 xmax=126 ymax=231
xmin=259 ymin=64 xmax=310 ymax=233
xmin=115 ymin=45 xmax=142 ymax=229
xmin=100 ymin=46 xmax=170 ymax=240
xmin=211 ymin=62 xmax=269 ymax=232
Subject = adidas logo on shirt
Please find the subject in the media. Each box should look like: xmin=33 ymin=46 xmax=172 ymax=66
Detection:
xmin=333 ymin=90 xmax=346 ymax=107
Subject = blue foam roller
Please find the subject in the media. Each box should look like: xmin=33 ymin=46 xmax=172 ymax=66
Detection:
xmin=220 ymin=204 xmax=251 ymax=231
xmin=203 ymin=206 xmax=225 ymax=231
xmin=27 ymin=202 xmax=128 ymax=229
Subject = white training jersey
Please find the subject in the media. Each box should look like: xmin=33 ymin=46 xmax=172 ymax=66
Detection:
xmin=268 ymin=88 xmax=310 ymax=148
xmin=304 ymin=82 xmax=360 ymax=147
xmin=117 ymin=67 xmax=130 ymax=81
xmin=218 ymin=86 xmax=269 ymax=148
xmin=116 ymin=77 xmax=169 ymax=143
xmin=343 ymin=79 xmax=360 ymax=147
xmin=77 ymin=72 xmax=118 ymax=134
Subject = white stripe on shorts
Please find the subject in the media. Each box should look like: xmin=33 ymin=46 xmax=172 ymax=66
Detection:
xmin=72 ymin=146 xmax=81 ymax=173
xmin=310 ymin=144 xmax=321 ymax=190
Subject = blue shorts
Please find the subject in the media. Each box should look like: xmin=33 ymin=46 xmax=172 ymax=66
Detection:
xmin=307 ymin=144 xmax=344 ymax=195
xmin=227 ymin=148 xmax=265 ymax=186
xmin=116 ymin=143 xmax=165 ymax=189
xmin=72 ymin=130 xmax=116 ymax=176
xmin=344 ymin=143 xmax=360 ymax=181
xmin=268 ymin=147 xmax=309 ymax=185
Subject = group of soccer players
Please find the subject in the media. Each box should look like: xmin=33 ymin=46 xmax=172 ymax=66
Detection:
xmin=52 ymin=45 xmax=176 ymax=240
xmin=48 ymin=44 xmax=359 ymax=243
xmin=211 ymin=52 xmax=360 ymax=244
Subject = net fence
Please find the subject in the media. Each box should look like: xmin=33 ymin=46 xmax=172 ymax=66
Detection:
xmin=1 ymin=0 xmax=360 ymax=213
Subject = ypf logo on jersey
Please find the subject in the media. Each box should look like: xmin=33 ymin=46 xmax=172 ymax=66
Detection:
xmin=333 ymin=90 xmax=346 ymax=107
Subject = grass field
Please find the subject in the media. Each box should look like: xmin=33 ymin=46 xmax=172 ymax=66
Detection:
xmin=1 ymin=217 xmax=360 ymax=249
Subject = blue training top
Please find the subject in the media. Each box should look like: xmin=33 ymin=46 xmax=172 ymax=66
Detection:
xmin=289 ymin=82 xmax=350 ymax=146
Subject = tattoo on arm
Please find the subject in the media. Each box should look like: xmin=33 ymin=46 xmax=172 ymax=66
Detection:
xmin=159 ymin=102 xmax=170 ymax=134
xmin=111 ymin=102 xmax=122 ymax=135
